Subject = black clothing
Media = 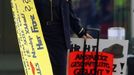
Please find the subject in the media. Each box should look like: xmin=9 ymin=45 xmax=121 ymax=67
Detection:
xmin=34 ymin=0 xmax=86 ymax=75
xmin=35 ymin=0 xmax=61 ymax=23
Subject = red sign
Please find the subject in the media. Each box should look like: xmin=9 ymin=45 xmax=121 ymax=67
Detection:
xmin=68 ymin=51 xmax=113 ymax=75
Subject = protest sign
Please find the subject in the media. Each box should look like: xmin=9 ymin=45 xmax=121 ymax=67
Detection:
xmin=68 ymin=38 xmax=128 ymax=75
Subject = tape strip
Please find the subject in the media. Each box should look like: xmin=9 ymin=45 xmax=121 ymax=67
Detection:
xmin=11 ymin=0 xmax=53 ymax=75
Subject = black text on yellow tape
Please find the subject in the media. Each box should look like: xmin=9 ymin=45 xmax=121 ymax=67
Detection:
xmin=11 ymin=0 xmax=53 ymax=75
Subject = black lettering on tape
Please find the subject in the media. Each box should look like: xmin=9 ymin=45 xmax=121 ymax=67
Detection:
xmin=30 ymin=14 xmax=39 ymax=32
xmin=23 ymin=61 xmax=28 ymax=75
xmin=22 ymin=0 xmax=31 ymax=3
xmin=21 ymin=14 xmax=29 ymax=34
xmin=17 ymin=14 xmax=22 ymax=26
xmin=29 ymin=36 xmax=37 ymax=58
xmin=36 ymin=63 xmax=42 ymax=75
xmin=26 ymin=49 xmax=31 ymax=57
xmin=36 ymin=36 xmax=44 ymax=50
xmin=29 ymin=36 xmax=34 ymax=51
xmin=20 ymin=30 xmax=27 ymax=45
xmin=32 ymin=51 xmax=37 ymax=58
xmin=15 ymin=4 xmax=19 ymax=13
xmin=25 ymin=5 xmax=32 ymax=11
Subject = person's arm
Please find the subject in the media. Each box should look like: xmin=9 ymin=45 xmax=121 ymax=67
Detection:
xmin=68 ymin=0 xmax=93 ymax=39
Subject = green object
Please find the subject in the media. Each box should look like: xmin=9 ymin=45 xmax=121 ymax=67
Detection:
xmin=114 ymin=0 xmax=126 ymax=7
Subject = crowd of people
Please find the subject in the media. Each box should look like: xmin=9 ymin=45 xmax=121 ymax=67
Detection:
xmin=72 ymin=0 xmax=128 ymax=39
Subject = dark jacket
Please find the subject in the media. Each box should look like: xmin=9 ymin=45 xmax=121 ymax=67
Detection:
xmin=61 ymin=0 xmax=86 ymax=48
xmin=34 ymin=0 xmax=86 ymax=48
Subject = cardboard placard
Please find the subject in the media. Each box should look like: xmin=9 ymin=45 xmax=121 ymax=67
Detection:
xmin=69 ymin=38 xmax=129 ymax=75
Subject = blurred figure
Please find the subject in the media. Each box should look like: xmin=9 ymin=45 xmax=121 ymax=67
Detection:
xmin=74 ymin=0 xmax=97 ymax=27
xmin=73 ymin=0 xmax=98 ymax=38
xmin=97 ymin=0 xmax=114 ymax=38
xmin=34 ymin=0 xmax=93 ymax=75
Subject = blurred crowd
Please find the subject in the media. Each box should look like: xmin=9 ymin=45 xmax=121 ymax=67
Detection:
xmin=72 ymin=0 xmax=129 ymax=39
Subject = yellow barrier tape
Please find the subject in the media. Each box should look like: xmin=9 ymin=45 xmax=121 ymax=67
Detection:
xmin=11 ymin=0 xmax=53 ymax=75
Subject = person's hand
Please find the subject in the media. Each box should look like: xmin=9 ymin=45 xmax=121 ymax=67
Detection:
xmin=82 ymin=33 xmax=93 ymax=40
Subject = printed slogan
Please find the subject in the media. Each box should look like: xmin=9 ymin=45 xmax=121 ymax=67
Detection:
xmin=68 ymin=52 xmax=113 ymax=75
xmin=68 ymin=38 xmax=128 ymax=75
